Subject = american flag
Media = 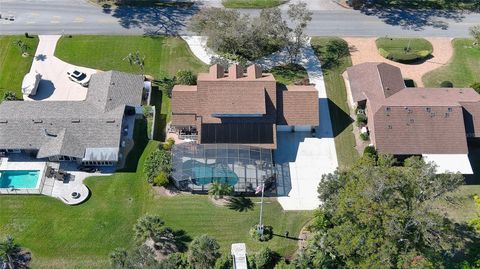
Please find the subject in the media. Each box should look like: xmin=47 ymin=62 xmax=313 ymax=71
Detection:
xmin=255 ymin=184 xmax=263 ymax=195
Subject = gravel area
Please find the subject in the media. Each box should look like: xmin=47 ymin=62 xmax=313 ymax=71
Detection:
xmin=344 ymin=37 xmax=454 ymax=87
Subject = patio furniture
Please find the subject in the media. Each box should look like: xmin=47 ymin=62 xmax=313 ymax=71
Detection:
xmin=45 ymin=166 xmax=55 ymax=178
xmin=55 ymin=173 xmax=64 ymax=181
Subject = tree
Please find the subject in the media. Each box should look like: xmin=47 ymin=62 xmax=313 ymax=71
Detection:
xmin=133 ymin=215 xmax=178 ymax=255
xmin=214 ymin=254 xmax=233 ymax=269
xmin=469 ymin=25 xmax=480 ymax=45
xmin=254 ymin=247 xmax=279 ymax=269
xmin=3 ymin=91 xmax=18 ymax=101
xmin=300 ymin=156 xmax=466 ymax=268
xmin=187 ymin=234 xmax=221 ymax=269
xmin=0 ymin=236 xmax=29 ymax=269
xmin=109 ymin=248 xmax=128 ymax=269
xmin=123 ymin=51 xmax=145 ymax=74
xmin=285 ymin=1 xmax=313 ymax=63
xmin=176 ymin=70 xmax=197 ymax=85
xmin=471 ymin=82 xmax=480 ymax=94
xmin=208 ymin=181 xmax=233 ymax=200
xmin=158 ymin=252 xmax=190 ymax=269
xmin=13 ymin=40 xmax=29 ymax=55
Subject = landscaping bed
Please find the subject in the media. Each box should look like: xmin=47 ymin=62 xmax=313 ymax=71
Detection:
xmin=376 ymin=37 xmax=433 ymax=63
xmin=267 ymin=64 xmax=309 ymax=85
xmin=0 ymin=36 xmax=39 ymax=101
xmin=423 ymin=39 xmax=480 ymax=88
xmin=311 ymin=37 xmax=358 ymax=168
xmin=222 ymin=0 xmax=287 ymax=8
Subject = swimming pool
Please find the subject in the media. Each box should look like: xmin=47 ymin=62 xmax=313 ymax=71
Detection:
xmin=0 ymin=170 xmax=40 ymax=189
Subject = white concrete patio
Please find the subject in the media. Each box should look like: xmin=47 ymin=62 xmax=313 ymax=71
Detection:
xmin=25 ymin=35 xmax=97 ymax=101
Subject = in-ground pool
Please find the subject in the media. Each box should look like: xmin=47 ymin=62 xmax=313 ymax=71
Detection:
xmin=191 ymin=164 xmax=238 ymax=186
xmin=0 ymin=170 xmax=40 ymax=189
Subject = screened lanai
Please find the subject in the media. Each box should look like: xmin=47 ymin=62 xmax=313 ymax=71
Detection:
xmin=171 ymin=143 xmax=276 ymax=193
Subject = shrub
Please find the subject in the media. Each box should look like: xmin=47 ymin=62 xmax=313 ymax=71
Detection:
xmin=254 ymin=247 xmax=280 ymax=269
xmin=356 ymin=113 xmax=367 ymax=126
xmin=188 ymin=235 xmax=221 ymax=269
xmin=363 ymin=146 xmax=377 ymax=158
xmin=143 ymin=149 xmax=172 ymax=183
xmin=153 ymin=171 xmax=169 ymax=187
xmin=214 ymin=254 xmax=233 ymax=269
xmin=250 ymin=225 xmax=273 ymax=242
xmin=360 ymin=132 xmax=369 ymax=141
xmin=440 ymin=81 xmax=454 ymax=88
xmin=176 ymin=70 xmax=197 ymax=85
xmin=471 ymin=82 xmax=480 ymax=94
xmin=3 ymin=91 xmax=18 ymax=101
xmin=163 ymin=138 xmax=175 ymax=151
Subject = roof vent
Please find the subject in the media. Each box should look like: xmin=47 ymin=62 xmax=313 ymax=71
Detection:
xmin=71 ymin=119 xmax=80 ymax=123
xmin=425 ymin=107 xmax=431 ymax=112
xmin=0 ymin=119 xmax=7 ymax=124
xmin=33 ymin=119 xmax=43 ymax=124
xmin=106 ymin=119 xmax=116 ymax=123
xmin=44 ymin=129 xmax=57 ymax=137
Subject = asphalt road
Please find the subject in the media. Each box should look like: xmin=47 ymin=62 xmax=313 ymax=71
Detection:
xmin=0 ymin=0 xmax=479 ymax=37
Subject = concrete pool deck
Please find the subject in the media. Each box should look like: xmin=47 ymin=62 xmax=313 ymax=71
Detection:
xmin=0 ymin=155 xmax=112 ymax=205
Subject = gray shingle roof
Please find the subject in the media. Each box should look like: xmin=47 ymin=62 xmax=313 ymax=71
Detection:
xmin=0 ymin=71 xmax=143 ymax=161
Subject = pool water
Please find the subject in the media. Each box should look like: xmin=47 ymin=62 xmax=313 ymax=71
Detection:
xmin=191 ymin=165 xmax=238 ymax=186
xmin=0 ymin=170 xmax=40 ymax=189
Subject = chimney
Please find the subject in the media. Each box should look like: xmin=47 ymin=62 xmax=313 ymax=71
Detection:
xmin=209 ymin=64 xmax=224 ymax=79
xmin=247 ymin=64 xmax=262 ymax=79
xmin=228 ymin=64 xmax=244 ymax=79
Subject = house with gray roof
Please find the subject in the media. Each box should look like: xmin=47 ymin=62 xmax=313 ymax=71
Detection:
xmin=0 ymin=71 xmax=144 ymax=166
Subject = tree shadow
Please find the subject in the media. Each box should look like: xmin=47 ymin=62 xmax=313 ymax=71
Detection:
xmin=444 ymin=221 xmax=480 ymax=267
xmin=172 ymin=229 xmax=191 ymax=253
xmin=226 ymin=196 xmax=255 ymax=212
xmin=110 ymin=3 xmax=201 ymax=35
xmin=359 ymin=4 xmax=469 ymax=31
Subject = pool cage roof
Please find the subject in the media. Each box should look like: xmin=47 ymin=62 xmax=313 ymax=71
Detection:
xmin=171 ymin=143 xmax=275 ymax=192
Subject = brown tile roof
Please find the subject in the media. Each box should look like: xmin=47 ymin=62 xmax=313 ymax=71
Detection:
xmin=171 ymin=85 xmax=197 ymax=114
xmin=348 ymin=62 xmax=480 ymax=155
xmin=171 ymin=114 xmax=196 ymax=126
xmin=209 ymin=87 xmax=266 ymax=115
xmin=277 ymin=85 xmax=319 ymax=126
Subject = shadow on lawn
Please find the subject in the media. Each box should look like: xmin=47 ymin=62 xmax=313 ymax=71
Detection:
xmin=110 ymin=3 xmax=200 ymax=35
xmin=226 ymin=197 xmax=255 ymax=212
xmin=118 ymin=118 xmax=149 ymax=173
xmin=328 ymin=99 xmax=354 ymax=138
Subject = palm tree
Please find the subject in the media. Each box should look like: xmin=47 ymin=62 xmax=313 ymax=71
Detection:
xmin=208 ymin=181 xmax=233 ymax=200
xmin=133 ymin=215 xmax=178 ymax=255
xmin=187 ymin=234 xmax=220 ymax=269
xmin=123 ymin=51 xmax=145 ymax=75
xmin=0 ymin=236 xmax=28 ymax=269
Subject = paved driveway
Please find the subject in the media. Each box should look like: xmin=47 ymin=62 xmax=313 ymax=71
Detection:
xmin=25 ymin=35 xmax=96 ymax=101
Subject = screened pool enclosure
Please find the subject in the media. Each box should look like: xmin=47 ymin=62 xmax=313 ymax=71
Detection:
xmin=171 ymin=143 xmax=276 ymax=193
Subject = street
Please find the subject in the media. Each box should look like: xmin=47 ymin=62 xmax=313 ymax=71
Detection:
xmin=0 ymin=0 xmax=479 ymax=36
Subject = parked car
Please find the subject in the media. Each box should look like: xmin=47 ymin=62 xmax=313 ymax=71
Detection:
xmin=67 ymin=69 xmax=90 ymax=87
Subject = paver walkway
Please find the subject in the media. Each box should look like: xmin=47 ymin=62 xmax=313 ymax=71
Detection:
xmin=182 ymin=36 xmax=339 ymax=210
xmin=344 ymin=37 xmax=454 ymax=87
xmin=26 ymin=35 xmax=96 ymax=101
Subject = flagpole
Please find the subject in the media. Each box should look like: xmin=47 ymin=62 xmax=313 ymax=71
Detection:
xmin=258 ymin=182 xmax=265 ymax=235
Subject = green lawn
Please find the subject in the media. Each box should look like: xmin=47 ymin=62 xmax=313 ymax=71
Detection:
xmin=376 ymin=37 xmax=433 ymax=63
xmin=423 ymin=39 xmax=480 ymax=88
xmin=0 ymin=36 xmax=39 ymax=100
xmin=55 ymin=35 xmax=207 ymax=79
xmin=0 ymin=123 xmax=310 ymax=268
xmin=311 ymin=37 xmax=358 ymax=168
xmin=222 ymin=0 xmax=287 ymax=8
xmin=268 ymin=64 xmax=308 ymax=85
xmin=432 ymin=185 xmax=480 ymax=224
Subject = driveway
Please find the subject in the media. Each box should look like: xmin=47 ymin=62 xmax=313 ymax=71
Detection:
xmin=182 ymin=36 xmax=339 ymax=210
xmin=25 ymin=35 xmax=96 ymax=101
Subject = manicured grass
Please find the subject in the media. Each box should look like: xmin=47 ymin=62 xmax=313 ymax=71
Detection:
xmin=222 ymin=0 xmax=287 ymax=8
xmin=0 ymin=36 xmax=39 ymax=100
xmin=432 ymin=185 xmax=480 ymax=224
xmin=0 ymin=123 xmax=310 ymax=268
xmin=423 ymin=39 xmax=480 ymax=88
xmin=311 ymin=37 xmax=358 ymax=168
xmin=268 ymin=64 xmax=308 ymax=85
xmin=55 ymin=36 xmax=207 ymax=79
xmin=376 ymin=37 xmax=433 ymax=63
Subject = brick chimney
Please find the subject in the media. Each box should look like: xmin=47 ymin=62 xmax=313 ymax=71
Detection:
xmin=209 ymin=64 xmax=225 ymax=79
xmin=247 ymin=64 xmax=262 ymax=79
xmin=228 ymin=64 xmax=244 ymax=79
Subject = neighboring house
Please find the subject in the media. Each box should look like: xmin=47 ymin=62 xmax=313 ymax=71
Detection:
xmin=346 ymin=62 xmax=480 ymax=174
xmin=170 ymin=64 xmax=319 ymax=191
xmin=0 ymin=71 xmax=145 ymax=166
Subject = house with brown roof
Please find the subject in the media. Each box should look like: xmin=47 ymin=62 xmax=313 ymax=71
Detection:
xmin=170 ymin=64 xmax=319 ymax=192
xmin=346 ymin=62 xmax=480 ymax=174
xmin=171 ymin=64 xmax=319 ymax=149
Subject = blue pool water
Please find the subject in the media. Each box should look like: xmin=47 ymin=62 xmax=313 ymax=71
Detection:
xmin=0 ymin=170 xmax=40 ymax=189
